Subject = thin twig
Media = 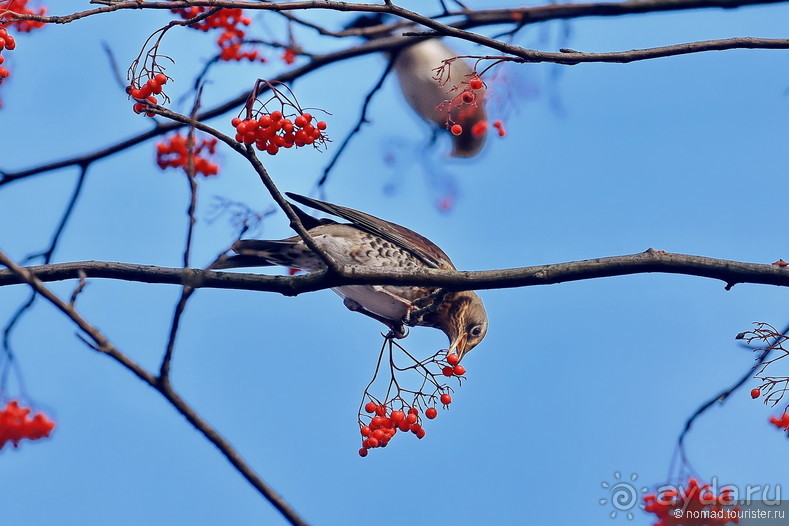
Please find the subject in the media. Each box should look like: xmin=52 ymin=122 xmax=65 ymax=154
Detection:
xmin=315 ymin=55 xmax=397 ymax=189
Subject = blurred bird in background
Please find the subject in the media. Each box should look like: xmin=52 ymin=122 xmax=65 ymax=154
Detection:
xmin=392 ymin=38 xmax=487 ymax=158
xmin=348 ymin=14 xmax=488 ymax=158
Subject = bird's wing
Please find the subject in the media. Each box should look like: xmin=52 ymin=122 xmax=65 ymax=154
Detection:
xmin=286 ymin=192 xmax=455 ymax=270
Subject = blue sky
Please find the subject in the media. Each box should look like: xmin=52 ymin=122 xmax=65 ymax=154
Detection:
xmin=1 ymin=1 xmax=789 ymax=525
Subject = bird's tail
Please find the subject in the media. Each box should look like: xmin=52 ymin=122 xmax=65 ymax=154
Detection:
xmin=213 ymin=239 xmax=297 ymax=269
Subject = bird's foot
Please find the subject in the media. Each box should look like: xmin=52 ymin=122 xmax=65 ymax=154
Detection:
xmin=385 ymin=324 xmax=408 ymax=340
xmin=404 ymin=289 xmax=447 ymax=327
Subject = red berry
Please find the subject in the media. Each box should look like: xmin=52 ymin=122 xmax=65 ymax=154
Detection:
xmin=360 ymin=426 xmax=371 ymax=436
xmin=359 ymin=448 xmax=368 ymax=457
xmin=425 ymin=407 xmax=438 ymax=419
xmin=375 ymin=404 xmax=387 ymax=416
xmin=372 ymin=429 xmax=385 ymax=440
xmin=406 ymin=413 xmax=418 ymax=424
xmin=231 ymin=117 xmax=241 ymax=127
xmin=469 ymin=76 xmax=483 ymax=90
xmin=440 ymin=393 xmax=452 ymax=405
xmin=367 ymin=437 xmax=379 ymax=448
xmin=450 ymin=124 xmax=463 ymax=136
xmin=154 ymin=73 xmax=168 ymax=85
xmin=408 ymin=407 xmax=419 ymax=415
xmin=471 ymin=120 xmax=488 ymax=137
xmin=751 ymin=388 xmax=761 ymax=399
xmin=446 ymin=353 xmax=460 ymax=366
xmin=453 ymin=365 xmax=466 ymax=376
xmin=317 ymin=121 xmax=327 ymax=130
xmin=442 ymin=366 xmax=454 ymax=377
xmin=364 ymin=402 xmax=377 ymax=413
xmin=390 ymin=410 xmax=405 ymax=423
xmin=416 ymin=428 xmax=426 ymax=439
xmin=461 ymin=91 xmax=475 ymax=104
xmin=371 ymin=416 xmax=385 ymax=428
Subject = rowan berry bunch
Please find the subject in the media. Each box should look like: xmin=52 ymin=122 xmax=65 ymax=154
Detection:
xmin=170 ymin=5 xmax=264 ymax=62
xmin=643 ymin=478 xmax=740 ymax=526
xmin=439 ymin=73 xmax=508 ymax=142
xmin=156 ymin=133 xmax=219 ymax=177
xmin=357 ymin=341 xmax=467 ymax=457
xmin=1 ymin=0 xmax=47 ymax=32
xmin=769 ymin=412 xmax=789 ymax=431
xmin=281 ymin=47 xmax=298 ymax=65
xmin=0 ymin=0 xmax=47 ymax=103
xmin=127 ymin=72 xmax=169 ymax=117
xmin=0 ymin=27 xmax=14 ymax=85
xmin=0 ymin=400 xmax=55 ymax=449
xmin=232 ymin=80 xmax=329 ymax=155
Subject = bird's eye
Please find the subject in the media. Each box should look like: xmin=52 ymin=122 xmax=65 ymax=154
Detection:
xmin=469 ymin=325 xmax=482 ymax=337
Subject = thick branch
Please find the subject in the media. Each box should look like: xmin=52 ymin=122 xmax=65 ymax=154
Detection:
xmin=2 ymin=250 xmax=788 ymax=294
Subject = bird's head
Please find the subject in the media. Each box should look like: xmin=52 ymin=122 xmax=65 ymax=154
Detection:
xmin=438 ymin=291 xmax=488 ymax=362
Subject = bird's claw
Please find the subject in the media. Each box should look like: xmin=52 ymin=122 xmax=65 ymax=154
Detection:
xmin=385 ymin=325 xmax=408 ymax=340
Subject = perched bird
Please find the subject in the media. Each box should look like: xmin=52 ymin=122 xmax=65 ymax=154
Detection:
xmin=217 ymin=193 xmax=488 ymax=360
xmin=393 ymin=38 xmax=488 ymax=158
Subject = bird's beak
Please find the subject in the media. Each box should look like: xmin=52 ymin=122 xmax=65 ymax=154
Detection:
xmin=448 ymin=333 xmax=469 ymax=361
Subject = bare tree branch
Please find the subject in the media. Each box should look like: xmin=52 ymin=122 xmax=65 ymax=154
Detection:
xmin=0 ymin=249 xmax=310 ymax=526
xmin=2 ymin=250 xmax=789 ymax=294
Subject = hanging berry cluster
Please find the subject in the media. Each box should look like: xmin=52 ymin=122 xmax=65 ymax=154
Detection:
xmin=169 ymin=5 xmax=264 ymax=62
xmin=643 ymin=478 xmax=740 ymax=526
xmin=0 ymin=0 xmax=47 ymax=104
xmin=0 ymin=400 xmax=55 ymax=449
xmin=127 ymin=72 xmax=168 ymax=117
xmin=156 ymin=133 xmax=219 ymax=177
xmin=232 ymin=111 xmax=327 ymax=155
xmin=233 ymin=79 xmax=329 ymax=155
xmin=1 ymin=0 xmax=46 ymax=32
xmin=769 ymin=413 xmax=789 ymax=431
xmin=357 ymin=345 xmax=466 ymax=457
xmin=444 ymin=76 xmax=506 ymax=139
xmin=0 ymin=27 xmax=15 ymax=86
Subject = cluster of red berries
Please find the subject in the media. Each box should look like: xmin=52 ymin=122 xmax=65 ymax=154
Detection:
xmin=231 ymin=111 xmax=328 ymax=155
xmin=281 ymin=47 xmax=298 ymax=65
xmin=156 ymin=133 xmax=219 ymax=177
xmin=127 ymin=73 xmax=168 ymax=117
xmin=0 ymin=0 xmax=46 ymax=105
xmin=0 ymin=27 xmax=15 ymax=84
xmin=444 ymin=75 xmax=509 ymax=140
xmin=1 ymin=0 xmax=47 ymax=32
xmin=769 ymin=413 xmax=789 ymax=431
xmin=451 ymin=119 xmax=506 ymax=138
xmin=359 ymin=403 xmax=438 ymax=457
xmin=441 ymin=351 xmax=467 ymax=377
xmin=358 ymin=352 xmax=463 ymax=457
xmin=170 ymin=6 xmax=264 ymax=63
xmin=0 ymin=400 xmax=55 ymax=449
xmin=643 ymin=478 xmax=739 ymax=526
